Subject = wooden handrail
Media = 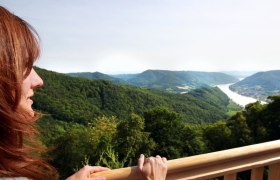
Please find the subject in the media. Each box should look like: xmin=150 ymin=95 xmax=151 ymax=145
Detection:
xmin=90 ymin=140 xmax=280 ymax=180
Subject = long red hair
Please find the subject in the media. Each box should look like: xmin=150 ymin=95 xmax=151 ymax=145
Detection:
xmin=0 ymin=6 xmax=57 ymax=179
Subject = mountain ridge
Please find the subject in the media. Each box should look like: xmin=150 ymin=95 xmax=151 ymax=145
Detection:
xmin=68 ymin=69 xmax=239 ymax=93
xmin=230 ymin=70 xmax=280 ymax=101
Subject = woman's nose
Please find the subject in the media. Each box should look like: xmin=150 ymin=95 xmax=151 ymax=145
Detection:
xmin=31 ymin=69 xmax=44 ymax=88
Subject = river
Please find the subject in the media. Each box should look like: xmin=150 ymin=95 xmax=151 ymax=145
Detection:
xmin=216 ymin=83 xmax=265 ymax=107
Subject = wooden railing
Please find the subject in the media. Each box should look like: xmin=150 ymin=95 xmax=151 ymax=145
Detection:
xmin=91 ymin=140 xmax=280 ymax=180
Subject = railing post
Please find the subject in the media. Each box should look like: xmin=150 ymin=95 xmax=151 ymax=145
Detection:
xmin=268 ymin=163 xmax=280 ymax=180
xmin=251 ymin=167 xmax=264 ymax=180
xmin=224 ymin=173 xmax=236 ymax=180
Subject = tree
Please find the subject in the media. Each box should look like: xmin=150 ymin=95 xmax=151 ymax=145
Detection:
xmin=116 ymin=113 xmax=156 ymax=166
xmin=89 ymin=116 xmax=118 ymax=160
xmin=203 ymin=120 xmax=232 ymax=151
xmin=244 ymin=101 xmax=267 ymax=143
xmin=227 ymin=112 xmax=253 ymax=147
xmin=262 ymin=96 xmax=280 ymax=140
xmin=181 ymin=124 xmax=206 ymax=156
xmin=48 ymin=125 xmax=97 ymax=179
xmin=144 ymin=107 xmax=185 ymax=159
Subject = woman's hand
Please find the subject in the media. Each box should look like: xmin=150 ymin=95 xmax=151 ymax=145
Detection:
xmin=66 ymin=165 xmax=110 ymax=180
xmin=138 ymin=154 xmax=168 ymax=180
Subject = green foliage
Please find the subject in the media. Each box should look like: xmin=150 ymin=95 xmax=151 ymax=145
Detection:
xmin=244 ymin=101 xmax=267 ymax=143
xmin=181 ymin=124 xmax=206 ymax=156
xmin=47 ymin=124 xmax=96 ymax=179
xmin=96 ymin=145 xmax=125 ymax=169
xmin=39 ymin=115 xmax=119 ymax=179
xmin=37 ymin=115 xmax=69 ymax=146
xmin=225 ymin=95 xmax=280 ymax=146
xmin=89 ymin=116 xmax=118 ymax=159
xmin=144 ymin=107 xmax=186 ymax=159
xmin=116 ymin=113 xmax=156 ymax=166
xmin=227 ymin=112 xmax=252 ymax=147
xmin=203 ymin=120 xmax=232 ymax=151
xmin=38 ymin=95 xmax=280 ymax=178
xmin=260 ymin=96 xmax=280 ymax=140
xmin=226 ymin=100 xmax=243 ymax=116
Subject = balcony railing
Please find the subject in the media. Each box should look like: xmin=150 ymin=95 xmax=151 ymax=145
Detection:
xmin=91 ymin=140 xmax=280 ymax=180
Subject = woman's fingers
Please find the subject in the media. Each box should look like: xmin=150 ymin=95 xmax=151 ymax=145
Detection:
xmin=138 ymin=154 xmax=168 ymax=180
xmin=138 ymin=154 xmax=145 ymax=170
xmin=162 ymin=157 xmax=167 ymax=163
xmin=66 ymin=165 xmax=110 ymax=180
xmin=87 ymin=166 xmax=110 ymax=173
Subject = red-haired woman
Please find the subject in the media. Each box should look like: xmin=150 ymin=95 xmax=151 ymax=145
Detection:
xmin=0 ymin=6 xmax=167 ymax=180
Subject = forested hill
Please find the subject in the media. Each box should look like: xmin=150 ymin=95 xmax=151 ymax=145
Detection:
xmin=68 ymin=70 xmax=238 ymax=93
xmin=68 ymin=72 xmax=125 ymax=83
xmin=127 ymin=70 xmax=238 ymax=89
xmin=34 ymin=67 xmax=233 ymax=124
xmin=230 ymin=70 xmax=280 ymax=101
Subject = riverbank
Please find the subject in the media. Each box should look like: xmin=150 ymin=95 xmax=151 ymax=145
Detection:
xmin=217 ymin=84 xmax=265 ymax=107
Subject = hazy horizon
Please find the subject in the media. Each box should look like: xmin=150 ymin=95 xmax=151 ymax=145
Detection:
xmin=66 ymin=69 xmax=261 ymax=75
xmin=2 ymin=0 xmax=280 ymax=74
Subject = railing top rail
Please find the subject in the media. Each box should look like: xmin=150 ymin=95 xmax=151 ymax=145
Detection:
xmin=91 ymin=140 xmax=280 ymax=180
xmin=167 ymin=139 xmax=280 ymax=173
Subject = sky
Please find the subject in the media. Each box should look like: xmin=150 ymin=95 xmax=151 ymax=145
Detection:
xmin=1 ymin=0 xmax=280 ymax=74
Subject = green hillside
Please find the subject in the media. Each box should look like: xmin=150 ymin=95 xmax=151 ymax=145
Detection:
xmin=68 ymin=72 xmax=125 ymax=83
xmin=34 ymin=67 xmax=234 ymax=124
xmin=111 ymin=73 xmax=137 ymax=81
xmin=129 ymin=69 xmax=237 ymax=83
xmin=230 ymin=70 xmax=280 ymax=101
xmin=67 ymin=70 xmax=238 ymax=93
xmin=126 ymin=70 xmax=238 ymax=92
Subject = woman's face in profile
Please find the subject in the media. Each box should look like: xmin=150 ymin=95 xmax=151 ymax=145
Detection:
xmin=19 ymin=68 xmax=43 ymax=117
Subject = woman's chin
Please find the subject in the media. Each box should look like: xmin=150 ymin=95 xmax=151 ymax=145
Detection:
xmin=22 ymin=106 xmax=35 ymax=117
xmin=28 ymin=110 xmax=35 ymax=117
xmin=19 ymin=101 xmax=35 ymax=117
xmin=27 ymin=108 xmax=35 ymax=117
